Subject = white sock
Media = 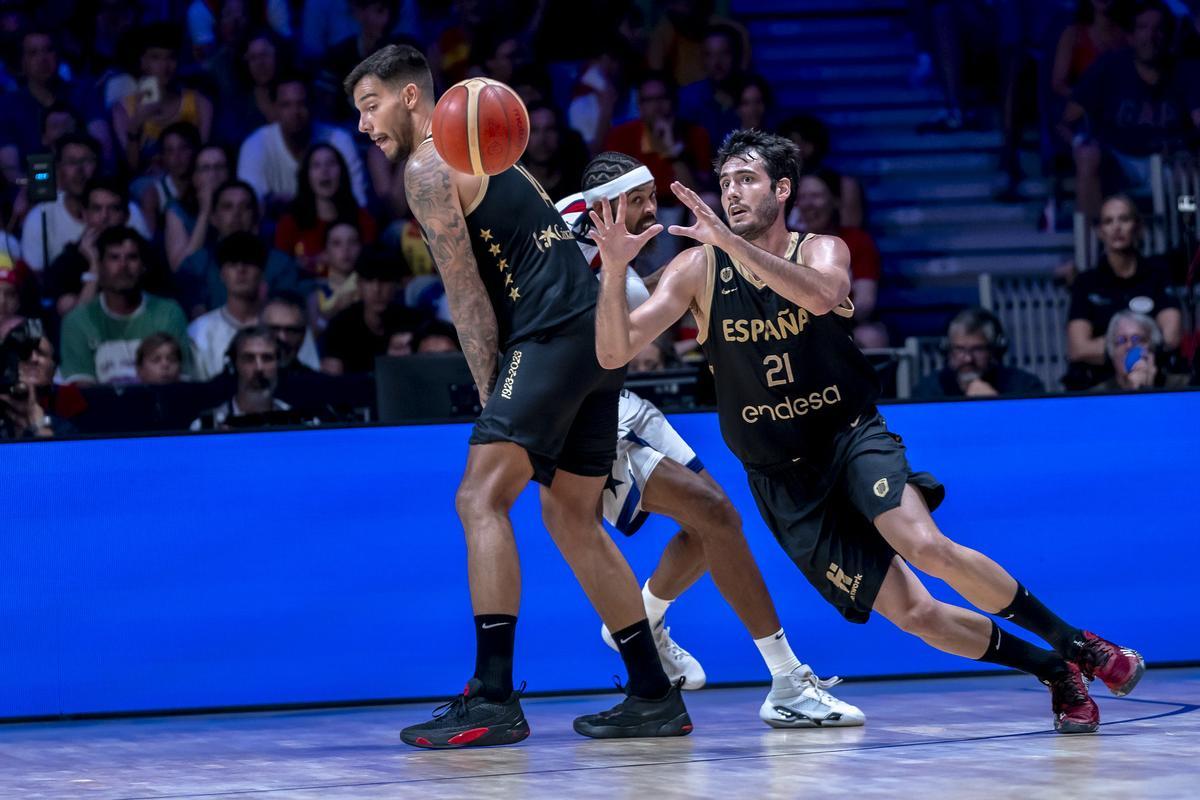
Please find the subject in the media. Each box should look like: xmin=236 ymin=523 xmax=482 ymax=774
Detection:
xmin=754 ymin=628 xmax=803 ymax=677
xmin=642 ymin=580 xmax=672 ymax=628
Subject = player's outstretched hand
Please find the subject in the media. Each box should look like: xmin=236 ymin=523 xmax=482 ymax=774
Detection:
xmin=668 ymin=181 xmax=729 ymax=246
xmin=588 ymin=192 xmax=663 ymax=270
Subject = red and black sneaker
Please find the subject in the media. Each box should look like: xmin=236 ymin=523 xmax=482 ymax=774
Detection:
xmin=400 ymin=678 xmax=530 ymax=749
xmin=1072 ymin=631 xmax=1145 ymax=697
xmin=1046 ymin=662 xmax=1100 ymax=734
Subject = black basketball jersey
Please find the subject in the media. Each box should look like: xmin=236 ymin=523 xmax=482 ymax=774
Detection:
xmin=463 ymin=163 xmax=596 ymax=347
xmin=696 ymin=232 xmax=880 ymax=469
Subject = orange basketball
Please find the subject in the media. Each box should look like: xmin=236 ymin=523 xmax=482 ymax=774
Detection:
xmin=432 ymin=78 xmax=529 ymax=177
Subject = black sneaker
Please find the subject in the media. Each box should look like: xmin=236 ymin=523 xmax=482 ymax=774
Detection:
xmin=400 ymin=678 xmax=530 ymax=749
xmin=573 ymin=679 xmax=692 ymax=739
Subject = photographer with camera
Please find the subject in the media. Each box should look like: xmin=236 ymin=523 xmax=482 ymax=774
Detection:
xmin=914 ymin=308 xmax=1045 ymax=399
xmin=0 ymin=319 xmax=83 ymax=440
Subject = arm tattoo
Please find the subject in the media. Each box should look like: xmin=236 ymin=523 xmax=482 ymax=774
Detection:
xmin=405 ymin=152 xmax=499 ymax=396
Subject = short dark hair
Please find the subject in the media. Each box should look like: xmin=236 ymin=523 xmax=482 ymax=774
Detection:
xmin=737 ymin=73 xmax=774 ymax=110
xmin=213 ymin=179 xmax=260 ymax=218
xmin=354 ymin=245 xmax=407 ymax=282
xmin=53 ymin=131 xmax=100 ymax=163
xmin=715 ymin=129 xmax=802 ymax=213
xmin=343 ymin=44 xmax=433 ymax=99
xmin=84 ymin=175 xmax=130 ymax=208
xmin=40 ymin=101 xmax=79 ymax=135
xmin=136 ymin=332 xmax=182 ymax=366
xmin=227 ymin=324 xmax=280 ymax=362
xmin=159 ymin=121 xmax=202 ymax=151
xmin=948 ymin=308 xmax=1005 ymax=346
xmin=637 ymin=70 xmax=676 ymax=99
xmin=217 ymin=231 xmax=268 ymax=269
xmin=268 ymin=70 xmax=310 ymax=103
xmin=264 ymin=290 xmax=308 ymax=319
xmin=778 ymin=114 xmax=830 ymax=167
xmin=1127 ymin=0 xmax=1175 ymax=37
xmin=323 ymin=218 xmax=361 ymax=246
xmin=704 ymin=23 xmax=744 ymax=65
xmin=582 ymin=151 xmax=644 ymax=191
xmin=97 ymin=225 xmax=145 ymax=259
xmin=136 ymin=22 xmax=183 ymax=58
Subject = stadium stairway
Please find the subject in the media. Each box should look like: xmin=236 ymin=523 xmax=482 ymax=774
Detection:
xmin=734 ymin=0 xmax=1073 ymax=337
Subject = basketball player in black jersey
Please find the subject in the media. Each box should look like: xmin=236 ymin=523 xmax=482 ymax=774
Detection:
xmin=345 ymin=45 xmax=690 ymax=748
xmin=591 ymin=128 xmax=1144 ymax=735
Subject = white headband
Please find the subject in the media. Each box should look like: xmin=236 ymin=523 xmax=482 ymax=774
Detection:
xmin=581 ymin=166 xmax=654 ymax=206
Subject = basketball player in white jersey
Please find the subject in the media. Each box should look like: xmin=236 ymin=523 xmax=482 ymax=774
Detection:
xmin=556 ymin=152 xmax=863 ymax=728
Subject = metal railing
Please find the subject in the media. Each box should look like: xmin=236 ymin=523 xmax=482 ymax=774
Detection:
xmin=979 ymin=272 xmax=1071 ymax=392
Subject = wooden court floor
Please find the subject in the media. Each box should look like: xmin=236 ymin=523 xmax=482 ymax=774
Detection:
xmin=2 ymin=668 xmax=1197 ymax=799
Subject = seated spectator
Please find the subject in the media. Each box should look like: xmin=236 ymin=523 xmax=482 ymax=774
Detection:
xmin=604 ymin=73 xmax=712 ymax=207
xmin=212 ymin=31 xmax=286 ymax=148
xmin=135 ymin=332 xmax=183 ymax=384
xmin=316 ymin=0 xmax=398 ymax=125
xmin=43 ymin=177 xmax=166 ymax=319
xmin=914 ymin=308 xmax=1045 ymax=398
xmin=310 ymin=221 xmax=362 ymax=330
xmin=1060 ymin=1 xmax=1198 ymax=220
xmin=112 ymin=23 xmax=213 ymax=172
xmin=647 ymin=0 xmax=750 ymax=89
xmin=795 ymin=171 xmax=886 ymax=347
xmin=320 ymin=247 xmax=415 ymax=374
xmin=236 ymin=74 xmax=367 ymax=213
xmin=0 ymin=318 xmax=85 ymax=439
xmin=734 ymin=73 xmax=773 ymax=133
xmin=190 ymin=325 xmax=290 ymax=430
xmin=567 ymin=33 xmax=634 ymax=155
xmin=189 ymin=232 xmax=267 ymax=381
xmin=136 ymin=121 xmax=201 ymax=236
xmin=1091 ymin=310 xmax=1191 ymax=391
xmin=262 ymin=293 xmax=319 ymax=375
xmin=780 ymin=115 xmax=865 ymax=228
xmin=409 ymin=319 xmax=461 ymax=354
xmin=59 ymin=226 xmax=192 ymax=385
xmin=1066 ymin=193 xmax=1182 ymax=385
xmin=522 ymin=103 xmax=588 ymax=202
xmin=630 ymin=337 xmax=676 ymax=373
xmin=20 ymin=133 xmax=150 ymax=271
xmin=188 ymin=0 xmax=291 ymax=63
xmin=0 ymin=263 xmax=22 ymax=333
xmin=0 ymin=29 xmax=112 ymax=177
xmin=274 ymin=143 xmax=377 ymax=272
xmin=176 ymin=179 xmax=302 ymax=316
xmin=467 ymin=28 xmax=523 ymax=84
xmin=1050 ymin=0 xmax=1129 ymax=99
xmin=677 ymin=24 xmax=744 ymax=147
xmin=164 ymin=144 xmax=231 ymax=270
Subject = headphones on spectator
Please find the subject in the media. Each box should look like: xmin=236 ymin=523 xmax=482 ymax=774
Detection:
xmin=942 ymin=308 xmax=1008 ymax=358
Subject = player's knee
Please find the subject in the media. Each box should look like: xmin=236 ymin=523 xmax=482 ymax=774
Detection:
xmin=905 ymin=534 xmax=959 ymax=579
xmin=455 ymin=478 xmax=510 ymax=524
xmin=892 ymin=597 xmax=943 ymax=638
xmin=703 ymin=491 xmax=742 ymax=539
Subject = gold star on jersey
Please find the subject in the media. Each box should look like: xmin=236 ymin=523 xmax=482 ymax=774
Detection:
xmin=481 ymin=227 xmax=520 ymax=303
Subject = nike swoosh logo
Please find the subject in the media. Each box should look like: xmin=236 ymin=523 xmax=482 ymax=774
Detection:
xmin=481 ymin=622 xmax=510 ymax=630
xmin=774 ymin=632 xmax=785 ymax=641
xmin=721 ymin=288 xmax=738 ymax=295
xmin=619 ymin=632 xmax=640 ymax=644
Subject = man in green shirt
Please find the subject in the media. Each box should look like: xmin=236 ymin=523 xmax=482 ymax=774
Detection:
xmin=60 ymin=226 xmax=193 ymax=384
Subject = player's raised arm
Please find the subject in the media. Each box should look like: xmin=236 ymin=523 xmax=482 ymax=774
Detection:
xmin=405 ymin=147 xmax=499 ymax=401
xmin=591 ymin=193 xmax=705 ymax=369
xmin=668 ymin=180 xmax=851 ymax=315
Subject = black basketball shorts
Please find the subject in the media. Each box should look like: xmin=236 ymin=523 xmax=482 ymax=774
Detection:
xmin=469 ymin=311 xmax=625 ymax=486
xmin=747 ymin=411 xmax=945 ymax=623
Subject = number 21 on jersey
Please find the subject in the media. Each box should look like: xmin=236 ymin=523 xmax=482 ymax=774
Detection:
xmin=764 ymin=353 xmax=795 ymax=387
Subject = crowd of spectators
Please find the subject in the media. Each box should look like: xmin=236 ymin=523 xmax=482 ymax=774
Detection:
xmin=1 ymin=0 xmax=1197 ymax=440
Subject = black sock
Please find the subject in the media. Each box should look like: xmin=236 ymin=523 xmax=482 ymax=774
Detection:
xmin=473 ymin=614 xmax=516 ymax=701
xmin=612 ymin=619 xmax=671 ymax=699
xmin=977 ymin=621 xmax=1068 ymax=683
xmin=996 ymin=583 xmax=1083 ymax=658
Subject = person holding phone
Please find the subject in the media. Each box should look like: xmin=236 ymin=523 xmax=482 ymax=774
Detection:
xmin=1091 ymin=310 xmax=1191 ymax=392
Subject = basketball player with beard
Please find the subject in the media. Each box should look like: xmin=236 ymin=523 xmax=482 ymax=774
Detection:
xmin=556 ymin=151 xmax=864 ymax=728
xmin=345 ymin=44 xmax=690 ymax=748
xmin=590 ymin=129 xmax=1145 ymax=734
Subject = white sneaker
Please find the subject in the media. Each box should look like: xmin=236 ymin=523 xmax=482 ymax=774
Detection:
xmin=759 ymin=664 xmax=865 ymax=728
xmin=600 ymin=618 xmax=707 ymax=690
